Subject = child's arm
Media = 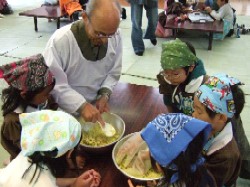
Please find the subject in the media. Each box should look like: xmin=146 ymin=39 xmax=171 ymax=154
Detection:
xmin=56 ymin=178 xmax=76 ymax=187
xmin=166 ymin=105 xmax=174 ymax=113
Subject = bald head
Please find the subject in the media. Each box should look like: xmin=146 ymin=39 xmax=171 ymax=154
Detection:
xmin=85 ymin=0 xmax=121 ymax=36
xmin=86 ymin=0 xmax=121 ymax=22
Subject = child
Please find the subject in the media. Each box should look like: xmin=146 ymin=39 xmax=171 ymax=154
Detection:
xmin=59 ymin=0 xmax=83 ymax=21
xmin=43 ymin=0 xmax=59 ymax=6
xmin=155 ymin=0 xmax=189 ymax=38
xmin=116 ymin=113 xmax=216 ymax=187
xmin=155 ymin=0 xmax=173 ymax=38
xmin=205 ymin=0 xmax=234 ymax=39
xmin=0 ymin=110 xmax=101 ymax=187
xmin=0 ymin=54 xmax=57 ymax=161
xmin=157 ymin=38 xmax=207 ymax=116
xmin=193 ymin=73 xmax=244 ymax=186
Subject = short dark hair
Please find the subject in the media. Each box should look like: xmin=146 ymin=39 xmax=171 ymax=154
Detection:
xmin=185 ymin=41 xmax=196 ymax=56
xmin=1 ymin=80 xmax=55 ymax=116
xmin=231 ymin=84 xmax=245 ymax=118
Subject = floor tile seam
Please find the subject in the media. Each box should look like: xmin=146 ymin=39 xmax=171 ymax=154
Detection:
xmin=0 ymin=35 xmax=44 ymax=57
xmin=121 ymin=73 xmax=157 ymax=81
xmin=0 ymin=53 xmax=22 ymax=60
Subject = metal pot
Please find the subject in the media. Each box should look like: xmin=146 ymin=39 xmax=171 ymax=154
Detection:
xmin=79 ymin=112 xmax=125 ymax=154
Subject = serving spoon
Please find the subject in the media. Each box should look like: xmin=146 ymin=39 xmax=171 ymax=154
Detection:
xmin=80 ymin=117 xmax=116 ymax=137
xmin=97 ymin=121 xmax=116 ymax=137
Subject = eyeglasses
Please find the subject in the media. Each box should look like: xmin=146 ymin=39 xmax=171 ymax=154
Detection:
xmin=160 ymin=71 xmax=183 ymax=80
xmin=94 ymin=32 xmax=117 ymax=38
xmin=88 ymin=19 xmax=117 ymax=38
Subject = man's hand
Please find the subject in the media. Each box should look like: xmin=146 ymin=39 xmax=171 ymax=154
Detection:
xmin=96 ymin=95 xmax=110 ymax=114
xmin=80 ymin=103 xmax=104 ymax=125
xmin=72 ymin=169 xmax=101 ymax=187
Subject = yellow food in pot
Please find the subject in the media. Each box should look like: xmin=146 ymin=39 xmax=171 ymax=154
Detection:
xmin=81 ymin=124 xmax=120 ymax=147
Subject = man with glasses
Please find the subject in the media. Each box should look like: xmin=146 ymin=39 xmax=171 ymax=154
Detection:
xmin=157 ymin=38 xmax=207 ymax=116
xmin=43 ymin=0 xmax=122 ymax=126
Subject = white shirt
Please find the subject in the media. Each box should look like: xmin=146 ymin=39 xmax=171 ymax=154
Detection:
xmin=0 ymin=153 xmax=57 ymax=187
xmin=210 ymin=3 xmax=234 ymax=23
xmin=43 ymin=24 xmax=123 ymax=114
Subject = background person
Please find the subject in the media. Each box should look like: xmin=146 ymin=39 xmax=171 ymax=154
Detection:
xmin=59 ymin=0 xmax=83 ymax=21
xmin=0 ymin=0 xmax=13 ymax=15
xmin=126 ymin=0 xmax=158 ymax=56
xmin=43 ymin=0 xmax=122 ymax=125
xmin=205 ymin=0 xmax=234 ymax=39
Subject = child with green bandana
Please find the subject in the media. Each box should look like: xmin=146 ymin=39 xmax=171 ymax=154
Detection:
xmin=157 ymin=38 xmax=207 ymax=116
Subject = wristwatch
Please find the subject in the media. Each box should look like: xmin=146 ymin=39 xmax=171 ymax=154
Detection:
xmin=96 ymin=93 xmax=110 ymax=100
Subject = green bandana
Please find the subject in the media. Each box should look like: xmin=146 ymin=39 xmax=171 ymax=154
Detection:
xmin=160 ymin=39 xmax=198 ymax=70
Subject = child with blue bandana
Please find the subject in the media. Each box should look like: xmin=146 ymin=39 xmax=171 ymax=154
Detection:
xmin=157 ymin=38 xmax=207 ymax=116
xmin=193 ymin=73 xmax=245 ymax=186
xmin=116 ymin=113 xmax=216 ymax=187
xmin=0 ymin=110 xmax=101 ymax=187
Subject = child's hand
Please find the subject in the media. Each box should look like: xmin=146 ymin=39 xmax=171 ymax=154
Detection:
xmin=73 ymin=169 xmax=101 ymax=187
xmin=116 ymin=132 xmax=144 ymax=167
xmin=204 ymin=7 xmax=212 ymax=13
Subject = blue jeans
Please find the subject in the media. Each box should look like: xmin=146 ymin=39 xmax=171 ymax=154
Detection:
xmin=130 ymin=3 xmax=158 ymax=53
xmin=204 ymin=0 xmax=214 ymax=7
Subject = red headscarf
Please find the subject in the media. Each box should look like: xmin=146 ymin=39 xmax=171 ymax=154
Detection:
xmin=0 ymin=54 xmax=54 ymax=92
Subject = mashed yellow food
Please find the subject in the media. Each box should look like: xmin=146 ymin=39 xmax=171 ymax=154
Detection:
xmin=122 ymin=167 xmax=163 ymax=179
xmin=117 ymin=156 xmax=163 ymax=179
xmin=81 ymin=124 xmax=120 ymax=146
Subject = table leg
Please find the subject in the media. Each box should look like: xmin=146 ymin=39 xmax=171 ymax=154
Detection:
xmin=173 ymin=29 xmax=177 ymax=38
xmin=208 ymin=32 xmax=213 ymax=50
xmin=34 ymin=17 xmax=38 ymax=32
xmin=57 ymin=18 xmax=60 ymax=29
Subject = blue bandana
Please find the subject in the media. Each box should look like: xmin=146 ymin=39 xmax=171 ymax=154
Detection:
xmin=141 ymin=113 xmax=211 ymax=167
xmin=196 ymin=73 xmax=241 ymax=118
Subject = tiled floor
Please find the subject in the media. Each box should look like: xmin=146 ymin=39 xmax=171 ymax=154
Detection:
xmin=0 ymin=0 xmax=250 ymax=186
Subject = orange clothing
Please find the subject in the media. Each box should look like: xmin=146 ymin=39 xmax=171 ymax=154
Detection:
xmin=59 ymin=0 xmax=82 ymax=16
